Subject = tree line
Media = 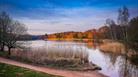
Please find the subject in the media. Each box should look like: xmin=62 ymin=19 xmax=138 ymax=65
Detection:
xmin=99 ymin=6 xmax=138 ymax=51
xmin=104 ymin=6 xmax=138 ymax=43
xmin=0 ymin=12 xmax=27 ymax=55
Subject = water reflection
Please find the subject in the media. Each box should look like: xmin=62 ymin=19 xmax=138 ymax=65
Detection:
xmin=25 ymin=40 xmax=138 ymax=77
xmin=119 ymin=56 xmax=138 ymax=77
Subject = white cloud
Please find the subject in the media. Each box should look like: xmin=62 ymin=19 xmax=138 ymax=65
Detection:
xmin=16 ymin=7 xmax=137 ymax=35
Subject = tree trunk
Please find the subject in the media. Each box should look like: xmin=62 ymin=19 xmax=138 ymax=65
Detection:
xmin=8 ymin=47 xmax=11 ymax=56
xmin=1 ymin=47 xmax=4 ymax=51
xmin=0 ymin=43 xmax=4 ymax=51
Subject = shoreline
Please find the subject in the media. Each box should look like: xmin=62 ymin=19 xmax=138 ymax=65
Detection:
xmin=0 ymin=57 xmax=107 ymax=77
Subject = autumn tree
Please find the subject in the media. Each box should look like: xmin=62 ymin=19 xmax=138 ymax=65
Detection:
xmin=98 ymin=26 xmax=110 ymax=39
xmin=106 ymin=18 xmax=117 ymax=40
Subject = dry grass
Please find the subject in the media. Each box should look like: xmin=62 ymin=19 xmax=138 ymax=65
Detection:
xmin=100 ymin=39 xmax=138 ymax=55
xmin=99 ymin=42 xmax=126 ymax=54
xmin=11 ymin=48 xmax=89 ymax=68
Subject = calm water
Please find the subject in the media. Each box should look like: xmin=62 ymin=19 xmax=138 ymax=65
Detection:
xmin=24 ymin=40 xmax=138 ymax=77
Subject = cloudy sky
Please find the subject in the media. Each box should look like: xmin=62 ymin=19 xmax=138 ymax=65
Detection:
xmin=0 ymin=0 xmax=138 ymax=35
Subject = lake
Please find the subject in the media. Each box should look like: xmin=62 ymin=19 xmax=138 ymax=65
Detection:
xmin=24 ymin=40 xmax=138 ymax=77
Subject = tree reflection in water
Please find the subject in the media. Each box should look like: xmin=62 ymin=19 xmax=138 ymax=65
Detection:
xmin=119 ymin=55 xmax=138 ymax=77
xmin=104 ymin=52 xmax=138 ymax=77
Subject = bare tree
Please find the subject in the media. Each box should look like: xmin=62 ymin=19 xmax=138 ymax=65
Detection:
xmin=117 ymin=6 xmax=129 ymax=41
xmin=5 ymin=21 xmax=27 ymax=55
xmin=0 ymin=11 xmax=27 ymax=55
xmin=0 ymin=12 xmax=12 ymax=51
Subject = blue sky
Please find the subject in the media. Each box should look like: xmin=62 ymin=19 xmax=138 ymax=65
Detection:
xmin=0 ymin=0 xmax=138 ymax=34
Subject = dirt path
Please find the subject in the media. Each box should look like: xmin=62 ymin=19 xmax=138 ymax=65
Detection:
xmin=0 ymin=57 xmax=107 ymax=77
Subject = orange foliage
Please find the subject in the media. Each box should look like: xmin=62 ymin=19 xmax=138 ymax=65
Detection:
xmin=44 ymin=26 xmax=110 ymax=40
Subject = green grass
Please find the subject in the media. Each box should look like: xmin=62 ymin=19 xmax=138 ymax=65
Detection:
xmin=0 ymin=63 xmax=62 ymax=77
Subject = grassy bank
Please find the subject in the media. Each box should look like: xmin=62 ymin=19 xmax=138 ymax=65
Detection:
xmin=0 ymin=62 xmax=61 ymax=77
